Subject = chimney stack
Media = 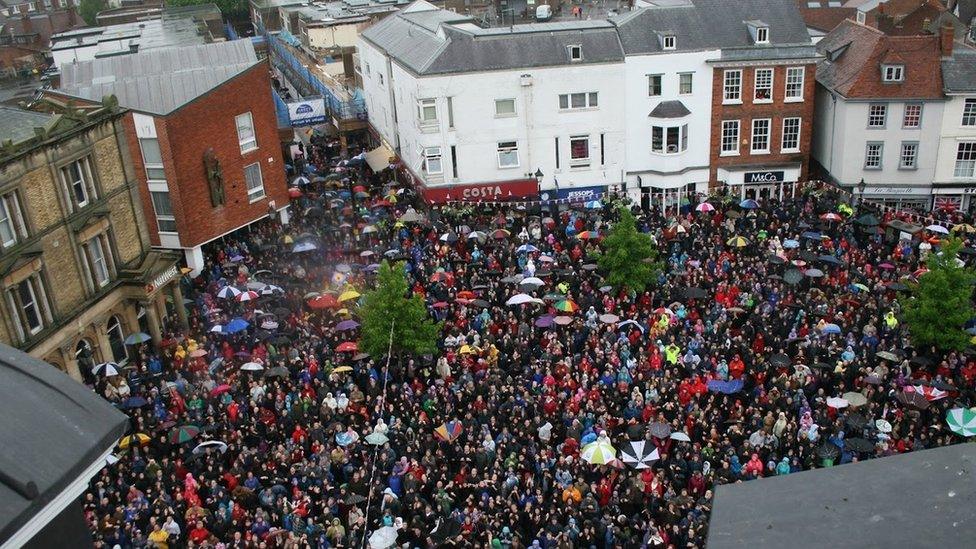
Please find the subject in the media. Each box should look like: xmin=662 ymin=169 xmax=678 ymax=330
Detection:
xmin=941 ymin=22 xmax=954 ymax=57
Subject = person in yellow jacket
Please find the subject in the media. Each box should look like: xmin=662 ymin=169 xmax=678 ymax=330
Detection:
xmin=884 ymin=311 xmax=898 ymax=331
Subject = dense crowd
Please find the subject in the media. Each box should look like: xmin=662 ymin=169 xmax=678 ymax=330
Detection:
xmin=84 ymin=135 xmax=976 ymax=548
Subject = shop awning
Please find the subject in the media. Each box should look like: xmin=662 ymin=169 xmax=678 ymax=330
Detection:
xmin=365 ymin=144 xmax=396 ymax=172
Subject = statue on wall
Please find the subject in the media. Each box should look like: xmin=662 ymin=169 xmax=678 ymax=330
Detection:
xmin=203 ymin=148 xmax=225 ymax=207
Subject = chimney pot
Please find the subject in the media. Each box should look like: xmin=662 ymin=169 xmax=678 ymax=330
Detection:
xmin=941 ymin=23 xmax=954 ymax=56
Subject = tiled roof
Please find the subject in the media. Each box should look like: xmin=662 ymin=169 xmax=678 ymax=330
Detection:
xmin=815 ymin=19 xmax=944 ymax=99
xmin=797 ymin=0 xmax=857 ymax=32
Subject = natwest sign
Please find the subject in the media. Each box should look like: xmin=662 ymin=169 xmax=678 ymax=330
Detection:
xmin=422 ymin=179 xmax=539 ymax=204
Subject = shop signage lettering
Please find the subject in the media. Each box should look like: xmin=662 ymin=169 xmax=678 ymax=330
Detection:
xmin=146 ymin=265 xmax=179 ymax=293
xmin=744 ymin=171 xmax=785 ymax=183
xmin=963 ymin=188 xmax=976 ymax=195
xmin=462 ymin=186 xmax=504 ymax=199
xmin=556 ymin=185 xmax=606 ymax=202
xmin=863 ymin=186 xmax=926 ymax=196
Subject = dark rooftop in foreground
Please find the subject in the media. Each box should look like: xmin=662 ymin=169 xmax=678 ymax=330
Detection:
xmin=0 ymin=343 xmax=127 ymax=546
xmin=707 ymin=443 xmax=976 ymax=549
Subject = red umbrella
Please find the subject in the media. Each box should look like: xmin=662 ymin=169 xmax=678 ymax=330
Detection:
xmin=210 ymin=384 xmax=232 ymax=398
xmin=430 ymin=271 xmax=454 ymax=283
xmin=353 ymin=185 xmax=366 ymax=193
xmin=288 ymin=187 xmax=303 ymax=198
xmin=371 ymin=199 xmax=393 ymax=208
xmin=336 ymin=341 xmax=358 ymax=352
xmin=432 ymin=301 xmax=449 ymax=309
xmin=307 ymin=295 xmax=339 ymax=309
xmin=456 ymin=291 xmax=476 ymax=300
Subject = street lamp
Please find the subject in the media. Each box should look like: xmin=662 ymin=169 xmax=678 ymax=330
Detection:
xmin=857 ymin=178 xmax=866 ymax=210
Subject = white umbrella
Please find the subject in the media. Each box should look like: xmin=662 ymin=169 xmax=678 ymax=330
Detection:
xmin=210 ymin=324 xmax=224 ymax=333
xmin=368 ymin=526 xmax=398 ymax=549
xmin=875 ymin=419 xmax=892 ymax=433
xmin=93 ymin=362 xmax=121 ymax=376
xmin=217 ymin=286 xmax=241 ymax=299
xmin=193 ymin=440 xmax=228 ymax=454
xmin=581 ymin=436 xmax=616 ymax=465
xmin=246 ymin=281 xmax=267 ymax=290
xmin=241 ymin=362 xmax=264 ymax=371
xmin=519 ymin=277 xmax=546 ymax=288
xmin=669 ymin=432 xmax=691 ymax=442
xmin=506 ymin=293 xmax=536 ymax=306
xmin=365 ymin=432 xmax=389 ymax=445
xmin=926 ymin=224 xmax=949 ymax=234
xmin=826 ymin=397 xmax=849 ymax=409
xmin=620 ymin=440 xmax=660 ymax=469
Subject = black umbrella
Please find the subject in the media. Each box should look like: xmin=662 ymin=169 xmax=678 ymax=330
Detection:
xmin=854 ymin=213 xmax=880 ymax=226
xmin=648 ymin=422 xmax=672 ymax=439
xmin=683 ymin=287 xmax=709 ymax=299
xmin=816 ymin=443 xmax=840 ymax=459
xmin=798 ymin=250 xmax=818 ymax=262
xmin=470 ymin=299 xmax=490 ymax=308
xmin=582 ymin=264 xmax=599 ymax=271
xmin=769 ymin=353 xmax=791 ymax=368
xmin=345 ymin=494 xmax=367 ymax=505
xmin=887 ymin=282 xmax=908 ymax=291
xmin=812 ymin=362 xmax=833 ymax=370
xmin=265 ymin=366 xmax=289 ymax=378
xmin=910 ymin=356 xmax=933 ymax=367
xmin=845 ymin=437 xmax=875 ymax=453
xmin=767 ymin=255 xmax=786 ymax=265
xmin=845 ymin=413 xmax=869 ymax=430
xmin=896 ymin=391 xmax=929 ymax=409
xmin=818 ymin=255 xmax=844 ymax=266
xmin=783 ymin=269 xmax=804 ymax=285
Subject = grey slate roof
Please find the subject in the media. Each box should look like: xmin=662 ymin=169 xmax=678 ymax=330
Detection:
xmin=648 ymin=100 xmax=691 ymax=118
xmin=614 ymin=0 xmax=812 ymax=55
xmin=58 ymin=40 xmax=260 ymax=116
xmin=0 ymin=343 xmax=127 ymax=545
xmin=942 ymin=47 xmax=976 ymax=93
xmin=0 ymin=108 xmax=54 ymax=146
xmin=707 ymin=443 xmax=976 ymax=549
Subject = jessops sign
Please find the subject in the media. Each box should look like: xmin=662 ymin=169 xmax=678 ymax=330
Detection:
xmin=287 ymin=98 xmax=327 ymax=127
xmin=555 ymin=185 xmax=606 ymax=203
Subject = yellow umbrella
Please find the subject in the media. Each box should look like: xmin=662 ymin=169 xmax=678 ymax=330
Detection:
xmin=952 ymin=224 xmax=976 ymax=234
xmin=337 ymin=308 xmax=350 ymax=316
xmin=119 ymin=433 xmax=150 ymax=449
xmin=333 ymin=365 xmax=353 ymax=373
xmin=726 ymin=236 xmax=749 ymax=247
xmin=458 ymin=344 xmax=480 ymax=355
xmin=180 ymin=267 xmax=193 ymax=275
xmin=282 ymin=234 xmax=294 ymax=244
xmin=338 ymin=290 xmax=361 ymax=302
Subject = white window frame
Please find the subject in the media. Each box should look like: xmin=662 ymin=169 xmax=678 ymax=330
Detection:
xmin=962 ymin=98 xmax=976 ymax=127
xmin=107 ymin=315 xmax=129 ymax=362
xmin=651 ymin=125 xmax=689 ymax=155
xmin=754 ymin=68 xmax=773 ymax=103
xmin=423 ymin=147 xmax=443 ymax=175
xmin=139 ymin=137 xmax=166 ymax=181
xmin=494 ymin=98 xmax=516 ymax=117
xmin=418 ymin=98 xmax=437 ymax=125
xmin=867 ymin=103 xmax=887 ymax=128
xmin=86 ymin=234 xmax=111 ymax=288
xmin=902 ymin=103 xmax=922 ymax=129
xmin=751 ymin=118 xmax=771 ymax=154
xmin=149 ymin=190 xmax=177 ymax=233
xmin=720 ymin=120 xmax=740 ymax=156
xmin=785 ymin=67 xmax=805 ymax=102
xmin=569 ymin=135 xmax=590 ymax=167
xmin=0 ymin=191 xmax=27 ymax=248
xmin=243 ymin=163 xmax=266 ymax=201
xmin=955 ymin=142 xmax=976 ymax=178
xmin=865 ymin=142 xmax=884 ymax=169
xmin=678 ymin=72 xmax=693 ymax=95
xmin=781 ymin=117 xmax=801 ymax=153
xmin=496 ymin=141 xmax=520 ymax=168
xmin=648 ymin=74 xmax=663 ymax=97
xmin=59 ymin=156 xmax=96 ymax=211
xmin=899 ymin=142 xmax=918 ymax=170
xmin=663 ymin=35 xmax=676 ymax=50
xmin=723 ymin=70 xmax=742 ymax=104
xmin=568 ymin=45 xmax=582 ymax=61
xmin=882 ymin=64 xmax=904 ymax=82
xmin=8 ymin=274 xmax=48 ymax=339
xmin=235 ymin=112 xmax=257 ymax=153
xmin=558 ymin=92 xmax=598 ymax=110
xmin=755 ymin=26 xmax=769 ymax=44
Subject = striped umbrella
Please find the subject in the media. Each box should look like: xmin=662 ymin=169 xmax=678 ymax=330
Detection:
xmin=554 ymin=299 xmax=579 ymax=313
xmin=581 ymin=437 xmax=617 ymax=465
xmin=434 ymin=421 xmax=463 ymax=443
xmin=620 ymin=440 xmax=660 ymax=469
xmin=947 ymin=408 xmax=976 ymax=437
xmin=726 ymin=236 xmax=749 ymax=247
xmin=118 ymin=433 xmax=150 ymax=449
xmin=93 ymin=361 xmax=121 ymax=377
xmin=169 ymin=425 xmax=201 ymax=444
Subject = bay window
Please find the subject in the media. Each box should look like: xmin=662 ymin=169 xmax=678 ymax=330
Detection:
xmin=651 ymin=124 xmax=689 ymax=154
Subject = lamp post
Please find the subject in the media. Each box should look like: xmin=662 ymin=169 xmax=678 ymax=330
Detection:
xmin=533 ymin=169 xmax=544 ymax=214
xmin=857 ymin=178 xmax=866 ymax=211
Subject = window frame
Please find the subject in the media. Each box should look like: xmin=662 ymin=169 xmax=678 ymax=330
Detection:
xmin=648 ymin=74 xmax=663 ymax=97
xmin=864 ymin=142 xmax=884 ymax=170
xmin=750 ymin=118 xmax=771 ymax=154
xmin=85 ymin=234 xmax=111 ymax=289
xmin=882 ymin=64 xmax=904 ymax=82
xmin=568 ymin=45 xmax=582 ymax=61
xmin=418 ymin=98 xmax=438 ymax=125
xmin=755 ymin=26 xmax=769 ymax=44
xmin=569 ymin=135 xmax=591 ymax=167
xmin=59 ymin=156 xmax=97 ymax=211
xmin=867 ymin=103 xmax=887 ymax=128
xmin=494 ymin=98 xmax=516 ymax=117
xmin=753 ymin=68 xmax=773 ymax=103
xmin=149 ymin=190 xmax=177 ymax=233
xmin=558 ymin=92 xmax=598 ymax=111
xmin=9 ymin=275 xmax=47 ymax=338
xmin=720 ymin=120 xmax=740 ymax=156
xmin=785 ymin=67 xmax=805 ymax=102
xmin=243 ymin=162 xmax=266 ymax=201
xmin=651 ymin=125 xmax=690 ymax=155
xmin=678 ymin=72 xmax=693 ymax=95
xmin=781 ymin=117 xmax=801 ymax=153
xmin=662 ymin=35 xmax=676 ymax=50
xmin=723 ymin=69 xmax=742 ymax=104
xmin=496 ymin=141 xmax=520 ymax=169
xmin=962 ymin=98 xmax=976 ymax=127
xmin=954 ymin=142 xmax=976 ymax=178
xmin=0 ymin=191 xmax=27 ymax=248
xmin=139 ymin=137 xmax=166 ymax=181
xmin=902 ymin=103 xmax=922 ymax=129
xmin=235 ymin=112 xmax=258 ymax=154
xmin=899 ymin=141 xmax=919 ymax=170
xmin=423 ymin=147 xmax=443 ymax=175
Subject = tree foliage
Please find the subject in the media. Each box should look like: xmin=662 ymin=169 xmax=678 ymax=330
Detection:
xmin=359 ymin=261 xmax=441 ymax=360
xmin=903 ymin=238 xmax=976 ymax=351
xmin=596 ymin=207 xmax=662 ymax=293
xmin=166 ymin=0 xmax=248 ymax=19
xmin=79 ymin=0 xmax=106 ymax=26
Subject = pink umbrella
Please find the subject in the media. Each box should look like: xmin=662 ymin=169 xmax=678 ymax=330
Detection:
xmin=878 ymin=262 xmax=895 ymax=270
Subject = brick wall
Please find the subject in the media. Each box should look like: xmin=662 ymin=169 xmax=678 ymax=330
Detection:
xmin=126 ymin=60 xmax=288 ymax=250
xmin=709 ymin=63 xmax=817 ymax=187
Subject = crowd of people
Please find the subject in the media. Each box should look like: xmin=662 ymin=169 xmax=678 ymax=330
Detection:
xmin=84 ymin=134 xmax=976 ymax=548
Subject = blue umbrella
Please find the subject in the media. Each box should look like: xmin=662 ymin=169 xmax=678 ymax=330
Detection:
xmin=124 ymin=332 xmax=151 ymax=345
xmin=584 ymin=200 xmax=603 ymax=209
xmin=783 ymin=239 xmax=800 ymax=249
xmin=739 ymin=199 xmax=759 ymax=209
xmin=821 ymin=323 xmax=842 ymax=334
xmin=336 ymin=432 xmax=354 ymax=446
xmin=707 ymin=379 xmax=744 ymax=394
xmin=225 ymin=318 xmax=250 ymax=334
xmin=516 ymin=244 xmax=539 ymax=254
xmin=292 ymin=241 xmax=317 ymax=253
xmin=801 ymin=231 xmax=822 ymax=240
xmin=120 ymin=396 xmax=149 ymax=409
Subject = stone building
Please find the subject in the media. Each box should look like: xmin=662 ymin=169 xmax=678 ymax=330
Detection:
xmin=0 ymin=97 xmax=184 ymax=381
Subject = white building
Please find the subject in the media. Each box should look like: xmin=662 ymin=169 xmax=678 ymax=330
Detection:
xmin=932 ymin=47 xmax=976 ymax=212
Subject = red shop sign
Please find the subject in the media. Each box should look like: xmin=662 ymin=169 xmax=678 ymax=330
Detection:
xmin=422 ymin=179 xmax=539 ymax=204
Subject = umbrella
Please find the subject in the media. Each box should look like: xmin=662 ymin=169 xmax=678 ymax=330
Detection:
xmin=818 ymin=255 xmax=844 ymax=266
xmin=783 ymin=269 xmax=804 ymax=285
xmin=169 ymin=425 xmax=201 ymax=444
xmin=336 ymin=341 xmax=358 ymax=352
xmin=241 ymin=362 xmax=264 ymax=371
xmin=620 ymin=440 xmax=660 ymax=469
xmin=210 ymin=384 xmax=232 ymax=398
xmin=854 ymin=213 xmax=880 ymax=226
xmin=669 ymin=432 xmax=691 ymax=442
xmin=434 ymin=421 xmax=463 ymax=442
xmin=648 ymin=422 xmax=671 ymax=439
xmin=217 ymin=286 xmax=242 ymax=299
xmin=826 ymin=397 xmax=849 ymax=409
xmin=520 ymin=277 xmax=546 ymax=289
xmin=506 ymin=293 xmax=535 ymax=306
xmin=845 ymin=413 xmax=869 ymax=430
xmin=439 ymin=232 xmax=458 ymax=243
xmin=470 ymin=299 xmax=490 ymax=308
xmin=952 ymin=223 xmax=976 ymax=233
xmin=820 ymin=212 xmax=843 ymax=222
xmin=265 ymin=366 xmax=289 ymax=378
xmin=805 ymin=268 xmax=825 ymax=278
xmin=554 ymin=299 xmax=579 ymax=313
xmin=292 ymin=241 xmax=317 ymax=253
xmin=368 ymin=526 xmax=398 ymax=549
xmin=683 ymin=287 xmax=709 ymax=299
xmin=782 ymin=239 xmax=800 ymax=249
xmin=599 ymin=313 xmax=620 ymax=324
xmin=118 ymin=433 xmax=150 ymax=449
xmin=335 ymin=432 xmax=354 ymax=446
xmin=93 ymin=361 xmax=121 ymax=376
xmin=124 ymin=332 xmax=152 ymax=345
xmin=896 ymin=391 xmax=929 ymax=409
xmin=816 ymin=443 xmax=840 ymax=459
xmin=926 ymin=224 xmax=949 ymax=234
xmin=726 ymin=236 xmax=749 ymax=247
xmin=336 ymin=319 xmax=360 ymax=331
xmin=821 ymin=323 xmax=842 ymax=335
xmin=584 ymin=200 xmax=603 ymax=209
xmin=845 ymin=437 xmax=875 ymax=453
xmin=333 ymin=366 xmax=353 ymax=373
xmin=308 ymin=294 xmax=339 ymax=309
xmin=338 ymin=289 xmax=361 ymax=302
xmin=946 ymin=408 xmax=976 ymax=437
xmin=236 ymin=290 xmax=260 ymax=302
xmin=910 ymin=385 xmax=948 ymax=401
xmin=224 ymin=318 xmax=249 ymax=334
xmin=581 ymin=438 xmax=617 ymax=465
xmin=695 ymin=202 xmax=715 ymax=212
xmin=535 ymin=316 xmax=554 ymax=328
xmin=577 ymin=230 xmax=600 ymax=240
xmin=801 ymin=231 xmax=823 ymax=240
xmin=516 ymin=244 xmax=539 ymax=254
xmin=120 ymin=396 xmax=148 ymax=409
xmin=842 ymin=392 xmax=867 ymax=407
xmin=706 ymin=379 xmax=744 ymax=394
xmin=875 ymin=419 xmax=892 ymax=433
xmin=617 ymin=319 xmax=645 ymax=332
xmin=192 ymin=440 xmax=228 ymax=454
xmin=769 ymin=353 xmax=791 ymax=368
xmin=491 ymin=229 xmax=511 ymax=240
xmin=553 ymin=316 xmax=574 ymax=325
xmin=398 ymin=209 xmax=424 ymax=223
xmin=876 ymin=351 xmax=899 ymax=362
xmin=739 ymin=198 xmax=759 ymax=209
xmin=365 ymin=432 xmax=389 ymax=445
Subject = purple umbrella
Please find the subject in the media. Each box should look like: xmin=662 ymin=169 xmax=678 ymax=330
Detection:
xmin=535 ymin=315 xmax=554 ymax=328
xmin=336 ymin=320 xmax=360 ymax=331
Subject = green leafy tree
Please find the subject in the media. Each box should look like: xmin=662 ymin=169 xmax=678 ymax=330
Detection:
xmin=166 ymin=0 xmax=248 ymax=19
xmin=596 ymin=206 xmax=663 ymax=293
xmin=903 ymin=237 xmax=976 ymax=351
xmin=359 ymin=261 xmax=441 ymax=364
xmin=79 ymin=0 xmax=106 ymax=26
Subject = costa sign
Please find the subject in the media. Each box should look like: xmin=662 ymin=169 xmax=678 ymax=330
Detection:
xmin=423 ymin=179 xmax=538 ymax=204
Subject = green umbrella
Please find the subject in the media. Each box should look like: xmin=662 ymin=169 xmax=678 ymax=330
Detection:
xmin=946 ymin=408 xmax=976 ymax=437
xmin=169 ymin=425 xmax=201 ymax=444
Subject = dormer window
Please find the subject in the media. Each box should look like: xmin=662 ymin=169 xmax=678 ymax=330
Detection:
xmin=882 ymin=64 xmax=904 ymax=82
xmin=568 ymin=45 xmax=582 ymax=62
xmin=856 ymin=11 xmax=866 ymax=24
xmin=756 ymin=26 xmax=769 ymax=44
xmin=663 ymin=34 xmax=676 ymax=50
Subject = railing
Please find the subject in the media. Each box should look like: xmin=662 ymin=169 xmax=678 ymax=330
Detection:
xmin=266 ymin=33 xmax=367 ymax=122
xmin=271 ymin=90 xmax=291 ymax=128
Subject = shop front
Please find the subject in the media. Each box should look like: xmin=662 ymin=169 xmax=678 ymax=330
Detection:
xmin=634 ymin=174 xmax=706 ymax=215
xmin=717 ymin=164 xmax=801 ymax=201
xmin=538 ymin=185 xmax=608 ymax=210
xmin=861 ymin=185 xmax=932 ymax=212
xmin=422 ymin=178 xmax=539 ymax=205
xmin=931 ymin=184 xmax=976 ymax=214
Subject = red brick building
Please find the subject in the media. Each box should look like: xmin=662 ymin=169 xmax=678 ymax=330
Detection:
xmin=709 ymin=47 xmax=820 ymax=200
xmin=53 ymin=40 xmax=289 ymax=273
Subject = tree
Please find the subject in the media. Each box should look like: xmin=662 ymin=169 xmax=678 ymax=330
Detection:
xmin=79 ymin=0 xmax=106 ymax=26
xmin=359 ymin=261 xmax=441 ymax=363
xmin=596 ymin=206 xmax=663 ymax=293
xmin=903 ymin=237 xmax=976 ymax=351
